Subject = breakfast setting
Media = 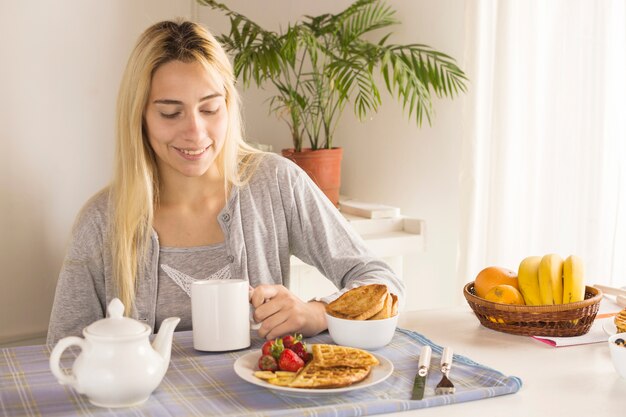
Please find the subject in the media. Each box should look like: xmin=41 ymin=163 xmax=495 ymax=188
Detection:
xmin=9 ymin=255 xmax=622 ymax=417
xmin=2 ymin=1 xmax=624 ymax=417
xmin=3 ymin=225 xmax=624 ymax=417
xmin=40 ymin=281 xmax=523 ymax=415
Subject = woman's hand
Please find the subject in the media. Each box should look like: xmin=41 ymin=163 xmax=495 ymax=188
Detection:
xmin=249 ymin=284 xmax=328 ymax=340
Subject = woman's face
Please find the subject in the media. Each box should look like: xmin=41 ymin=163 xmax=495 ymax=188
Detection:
xmin=144 ymin=60 xmax=228 ymax=180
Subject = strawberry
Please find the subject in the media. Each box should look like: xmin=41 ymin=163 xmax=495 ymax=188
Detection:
xmin=278 ymin=349 xmax=305 ymax=372
xmin=258 ymin=354 xmax=278 ymax=371
xmin=290 ymin=341 xmax=309 ymax=363
xmin=261 ymin=340 xmax=275 ymax=357
xmin=282 ymin=334 xmax=302 ymax=350
xmin=269 ymin=338 xmax=284 ymax=360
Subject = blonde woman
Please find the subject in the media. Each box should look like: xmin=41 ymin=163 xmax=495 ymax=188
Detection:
xmin=47 ymin=20 xmax=404 ymax=345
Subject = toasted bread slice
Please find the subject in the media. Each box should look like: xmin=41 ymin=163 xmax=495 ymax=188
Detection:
xmin=326 ymin=284 xmax=388 ymax=320
xmin=288 ymin=363 xmax=371 ymax=388
xmin=369 ymin=292 xmax=393 ymax=320
xmin=390 ymin=293 xmax=398 ymax=317
xmin=310 ymin=344 xmax=379 ymax=368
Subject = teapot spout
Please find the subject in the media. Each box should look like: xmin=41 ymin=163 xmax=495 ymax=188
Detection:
xmin=152 ymin=317 xmax=181 ymax=364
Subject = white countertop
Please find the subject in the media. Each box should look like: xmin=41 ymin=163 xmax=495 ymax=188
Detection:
xmin=383 ymin=306 xmax=624 ymax=416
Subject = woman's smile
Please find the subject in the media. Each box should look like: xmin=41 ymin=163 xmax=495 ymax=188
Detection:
xmin=173 ymin=144 xmax=212 ymax=160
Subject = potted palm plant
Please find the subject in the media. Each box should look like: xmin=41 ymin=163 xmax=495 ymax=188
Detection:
xmin=199 ymin=0 xmax=468 ymax=205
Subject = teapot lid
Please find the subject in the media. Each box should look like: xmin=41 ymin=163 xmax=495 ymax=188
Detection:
xmin=85 ymin=298 xmax=148 ymax=337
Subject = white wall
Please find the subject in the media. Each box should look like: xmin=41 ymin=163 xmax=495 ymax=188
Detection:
xmin=0 ymin=0 xmax=467 ymax=344
xmin=197 ymin=1 xmax=468 ymax=311
xmin=0 ymin=0 xmax=193 ymax=345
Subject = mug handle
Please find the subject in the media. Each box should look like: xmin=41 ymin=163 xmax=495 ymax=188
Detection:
xmin=49 ymin=336 xmax=86 ymax=389
xmin=248 ymin=285 xmax=263 ymax=330
xmin=249 ymin=306 xmax=262 ymax=330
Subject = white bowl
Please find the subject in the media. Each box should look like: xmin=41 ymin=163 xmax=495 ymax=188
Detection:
xmin=325 ymin=312 xmax=398 ymax=350
xmin=608 ymin=332 xmax=626 ymax=378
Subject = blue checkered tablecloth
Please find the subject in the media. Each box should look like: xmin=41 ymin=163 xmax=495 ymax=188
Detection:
xmin=0 ymin=329 xmax=521 ymax=416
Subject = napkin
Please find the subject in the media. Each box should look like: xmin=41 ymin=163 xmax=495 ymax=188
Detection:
xmin=531 ymin=297 xmax=621 ymax=347
xmin=532 ymin=317 xmax=612 ymax=347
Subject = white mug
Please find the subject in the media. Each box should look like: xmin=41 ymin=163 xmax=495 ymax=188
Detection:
xmin=191 ymin=279 xmax=251 ymax=351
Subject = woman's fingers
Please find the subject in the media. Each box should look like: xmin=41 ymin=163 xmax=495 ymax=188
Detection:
xmin=250 ymin=284 xmax=280 ymax=308
xmin=249 ymin=285 xmax=328 ymax=339
xmin=252 ymin=285 xmax=292 ymax=323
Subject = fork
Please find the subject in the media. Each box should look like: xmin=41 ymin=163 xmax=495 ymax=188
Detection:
xmin=435 ymin=347 xmax=455 ymax=395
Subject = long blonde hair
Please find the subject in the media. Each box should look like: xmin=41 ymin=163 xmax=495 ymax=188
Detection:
xmin=111 ymin=20 xmax=260 ymax=314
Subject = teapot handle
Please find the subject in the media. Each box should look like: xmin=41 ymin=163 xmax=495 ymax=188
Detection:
xmin=49 ymin=336 xmax=86 ymax=389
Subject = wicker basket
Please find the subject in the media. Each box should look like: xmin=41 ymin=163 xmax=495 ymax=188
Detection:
xmin=463 ymin=282 xmax=603 ymax=337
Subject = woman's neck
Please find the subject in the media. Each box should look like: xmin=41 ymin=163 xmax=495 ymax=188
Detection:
xmin=157 ymin=164 xmax=225 ymax=208
xmin=152 ymin=165 xmax=228 ymax=247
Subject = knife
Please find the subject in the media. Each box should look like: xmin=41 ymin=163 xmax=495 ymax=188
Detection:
xmin=411 ymin=345 xmax=432 ymax=400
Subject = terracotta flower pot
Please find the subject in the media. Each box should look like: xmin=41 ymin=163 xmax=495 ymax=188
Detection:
xmin=281 ymin=147 xmax=343 ymax=207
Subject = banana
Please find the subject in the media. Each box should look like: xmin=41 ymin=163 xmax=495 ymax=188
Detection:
xmin=538 ymin=254 xmax=564 ymax=305
xmin=563 ymin=255 xmax=585 ymax=303
xmin=517 ymin=256 xmax=543 ymax=305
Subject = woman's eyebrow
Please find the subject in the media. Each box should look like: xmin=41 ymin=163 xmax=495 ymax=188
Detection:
xmin=153 ymin=93 xmax=222 ymax=105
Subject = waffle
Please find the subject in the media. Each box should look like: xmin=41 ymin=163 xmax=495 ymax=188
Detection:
xmin=288 ymin=363 xmax=371 ymax=388
xmin=615 ymin=309 xmax=626 ymax=333
xmin=311 ymin=344 xmax=379 ymax=368
xmin=326 ymin=284 xmax=388 ymax=320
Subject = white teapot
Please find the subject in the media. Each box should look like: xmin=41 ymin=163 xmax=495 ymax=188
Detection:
xmin=49 ymin=298 xmax=180 ymax=408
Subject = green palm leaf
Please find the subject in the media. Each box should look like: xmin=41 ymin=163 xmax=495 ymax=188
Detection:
xmin=199 ymin=0 xmax=468 ymax=150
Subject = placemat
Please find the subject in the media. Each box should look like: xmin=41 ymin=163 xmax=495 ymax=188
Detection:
xmin=0 ymin=329 xmax=521 ymax=417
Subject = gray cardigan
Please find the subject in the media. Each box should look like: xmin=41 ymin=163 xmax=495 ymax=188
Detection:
xmin=47 ymin=153 xmax=404 ymax=344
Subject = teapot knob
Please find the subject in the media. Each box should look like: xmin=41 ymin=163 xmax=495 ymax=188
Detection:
xmin=107 ymin=298 xmax=125 ymax=318
xmin=87 ymin=298 xmax=145 ymax=337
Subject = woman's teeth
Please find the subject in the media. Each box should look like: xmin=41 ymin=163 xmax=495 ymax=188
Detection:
xmin=179 ymin=146 xmax=208 ymax=155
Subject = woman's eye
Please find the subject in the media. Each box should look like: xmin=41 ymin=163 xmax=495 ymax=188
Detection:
xmin=160 ymin=112 xmax=180 ymax=119
xmin=201 ymin=108 xmax=219 ymax=115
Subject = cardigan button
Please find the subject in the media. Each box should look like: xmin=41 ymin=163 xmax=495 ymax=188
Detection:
xmin=221 ymin=213 xmax=231 ymax=222
xmin=227 ymin=255 xmax=234 ymax=263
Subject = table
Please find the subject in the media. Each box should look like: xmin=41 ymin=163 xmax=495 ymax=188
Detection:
xmin=394 ymin=307 xmax=624 ymax=416
xmin=1 ymin=306 xmax=622 ymax=416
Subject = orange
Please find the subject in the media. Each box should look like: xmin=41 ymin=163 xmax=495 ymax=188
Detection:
xmin=484 ymin=284 xmax=525 ymax=305
xmin=474 ymin=266 xmax=519 ymax=299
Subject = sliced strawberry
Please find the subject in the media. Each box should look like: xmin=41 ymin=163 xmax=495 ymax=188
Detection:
xmin=258 ymin=354 xmax=278 ymax=371
xmin=278 ymin=349 xmax=305 ymax=372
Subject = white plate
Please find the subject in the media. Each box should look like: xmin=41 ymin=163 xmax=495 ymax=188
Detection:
xmin=604 ymin=320 xmax=618 ymax=336
xmin=233 ymin=350 xmax=394 ymax=395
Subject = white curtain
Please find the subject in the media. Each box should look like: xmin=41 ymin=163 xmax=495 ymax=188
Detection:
xmin=459 ymin=0 xmax=626 ymax=288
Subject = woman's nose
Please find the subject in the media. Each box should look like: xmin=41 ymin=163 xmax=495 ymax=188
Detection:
xmin=183 ymin=111 xmax=206 ymax=140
